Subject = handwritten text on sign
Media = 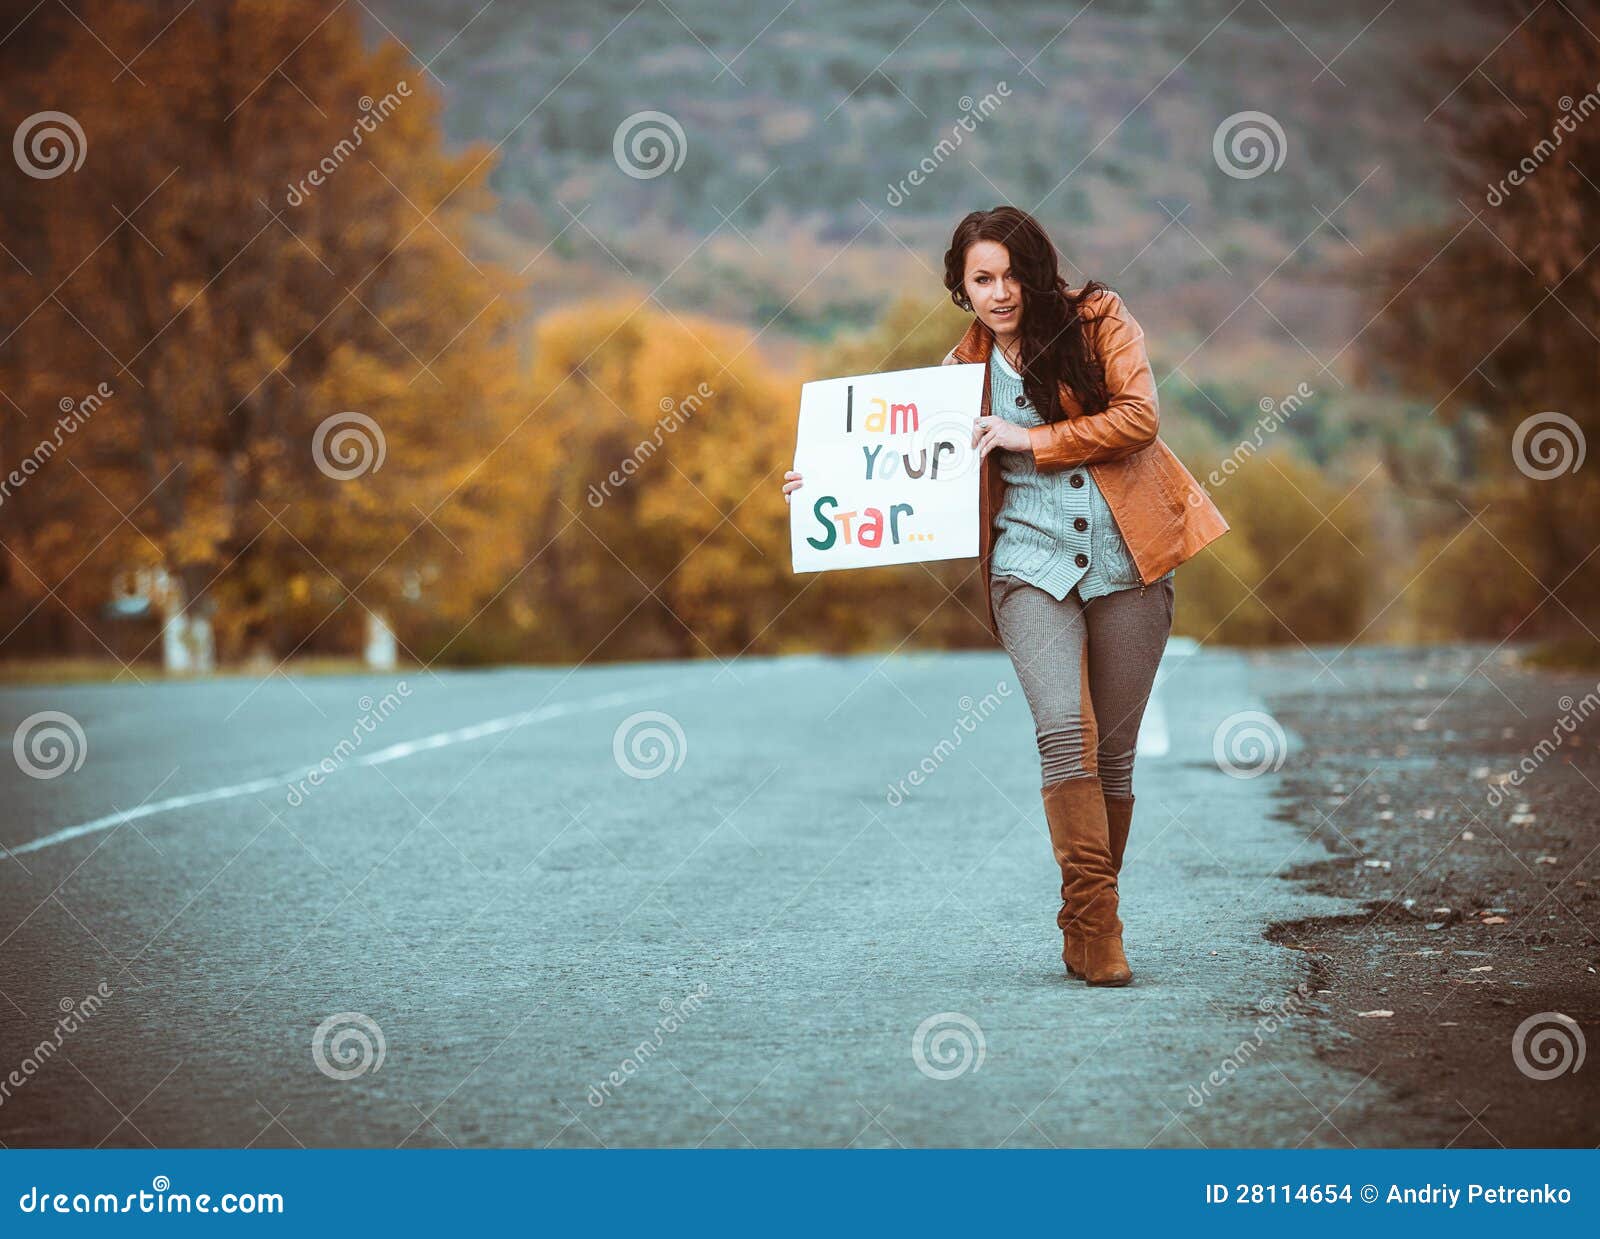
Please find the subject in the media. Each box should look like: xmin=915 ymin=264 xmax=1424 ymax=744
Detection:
xmin=789 ymin=363 xmax=985 ymax=573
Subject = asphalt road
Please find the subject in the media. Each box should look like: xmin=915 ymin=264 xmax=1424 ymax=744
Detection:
xmin=0 ymin=645 xmax=1389 ymax=1148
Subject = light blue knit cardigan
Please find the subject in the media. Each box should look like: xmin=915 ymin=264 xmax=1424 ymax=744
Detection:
xmin=988 ymin=343 xmax=1173 ymax=600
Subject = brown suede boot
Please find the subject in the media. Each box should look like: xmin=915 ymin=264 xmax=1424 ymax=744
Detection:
xmin=1075 ymin=792 xmax=1136 ymax=981
xmin=1065 ymin=792 xmax=1136 ymax=977
xmin=1039 ymin=775 xmax=1132 ymax=986
xmin=1104 ymin=792 xmax=1135 ymax=876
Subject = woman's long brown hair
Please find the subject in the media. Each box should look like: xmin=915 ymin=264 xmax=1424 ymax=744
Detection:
xmin=942 ymin=205 xmax=1112 ymax=424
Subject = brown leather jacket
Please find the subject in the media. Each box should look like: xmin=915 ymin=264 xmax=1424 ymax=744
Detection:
xmin=941 ymin=288 xmax=1229 ymax=641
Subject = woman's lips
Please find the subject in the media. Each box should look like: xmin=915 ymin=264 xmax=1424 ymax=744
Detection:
xmin=991 ymin=306 xmax=1015 ymax=316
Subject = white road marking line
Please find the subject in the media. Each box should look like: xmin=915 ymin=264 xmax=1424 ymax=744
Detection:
xmin=1137 ymin=638 xmax=1197 ymax=759
xmin=9 ymin=681 xmax=683 ymax=857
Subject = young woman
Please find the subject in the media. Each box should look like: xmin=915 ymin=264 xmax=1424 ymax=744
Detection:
xmin=784 ymin=205 xmax=1228 ymax=986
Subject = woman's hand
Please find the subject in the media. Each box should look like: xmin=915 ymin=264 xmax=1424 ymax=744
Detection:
xmin=782 ymin=469 xmax=804 ymax=504
xmin=972 ymin=415 xmax=1031 ymax=460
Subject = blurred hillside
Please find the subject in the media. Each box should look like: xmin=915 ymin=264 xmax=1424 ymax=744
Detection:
xmin=375 ymin=0 xmax=1485 ymax=365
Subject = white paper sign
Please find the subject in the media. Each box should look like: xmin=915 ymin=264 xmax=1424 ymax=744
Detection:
xmin=790 ymin=363 xmax=985 ymax=573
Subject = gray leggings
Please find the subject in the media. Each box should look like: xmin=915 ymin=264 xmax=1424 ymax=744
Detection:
xmin=988 ymin=572 xmax=1175 ymax=796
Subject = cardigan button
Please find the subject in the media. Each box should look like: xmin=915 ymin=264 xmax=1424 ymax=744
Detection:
xmin=1074 ymin=552 xmax=1089 ymax=568
xmin=1014 ymin=394 xmax=1026 ymax=408
xmin=1073 ymin=517 xmax=1088 ymax=532
xmin=1069 ymin=473 xmax=1085 ymax=488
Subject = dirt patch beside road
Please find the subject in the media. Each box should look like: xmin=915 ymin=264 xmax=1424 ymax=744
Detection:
xmin=1254 ymin=645 xmax=1600 ymax=1147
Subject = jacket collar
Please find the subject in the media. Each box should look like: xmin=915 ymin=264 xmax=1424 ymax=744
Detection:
xmin=949 ymin=315 xmax=994 ymax=365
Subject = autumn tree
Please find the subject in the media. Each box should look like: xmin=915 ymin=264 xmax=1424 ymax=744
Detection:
xmin=1355 ymin=0 xmax=1600 ymax=648
xmin=0 ymin=0 xmax=533 ymax=669
xmin=467 ymin=299 xmax=799 ymax=665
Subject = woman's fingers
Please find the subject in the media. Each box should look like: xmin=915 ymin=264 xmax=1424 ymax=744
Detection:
xmin=782 ymin=470 xmax=804 ymax=504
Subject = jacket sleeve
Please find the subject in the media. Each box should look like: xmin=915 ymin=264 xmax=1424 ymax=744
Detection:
xmin=1025 ymin=291 xmax=1160 ymax=470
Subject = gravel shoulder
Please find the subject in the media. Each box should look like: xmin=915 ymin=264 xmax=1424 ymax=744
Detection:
xmin=1253 ymin=644 xmax=1600 ymax=1148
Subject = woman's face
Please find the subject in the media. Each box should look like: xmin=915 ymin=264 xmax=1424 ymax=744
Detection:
xmin=962 ymin=239 xmax=1022 ymax=337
